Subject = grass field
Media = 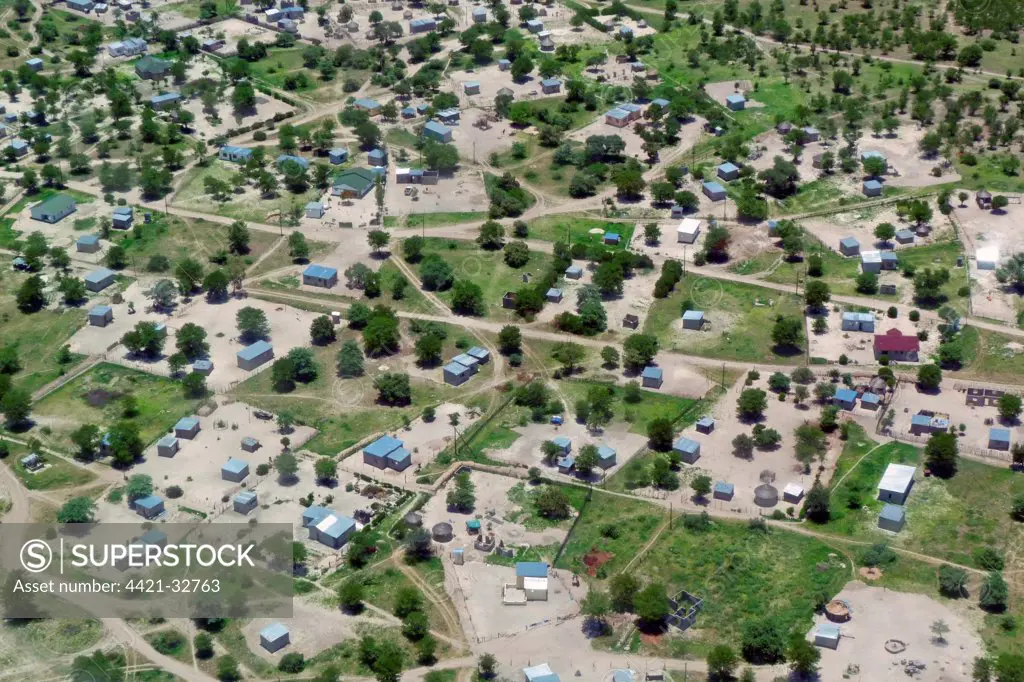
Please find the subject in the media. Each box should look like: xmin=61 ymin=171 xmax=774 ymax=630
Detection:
xmin=384 ymin=212 xmax=487 ymax=229
xmin=526 ymin=216 xmax=635 ymax=249
xmin=115 ymin=214 xmax=280 ymax=270
xmin=172 ymin=163 xmax=321 ymax=224
xmin=4 ymin=187 xmax=95 ymax=218
xmin=417 ymin=237 xmax=553 ymax=318
xmin=7 ymin=444 xmax=96 ymax=491
xmin=957 ymin=325 xmax=1024 ymax=384
xmin=558 ymin=380 xmax=700 ymax=436
xmin=246 ymin=234 xmax=334 ymax=280
xmin=643 ymin=274 xmax=805 ymax=363
xmin=505 ymin=482 xmax=589 ymax=530
xmin=31 ymin=363 xmax=202 ymax=451
xmin=0 ymin=274 xmax=87 ymax=395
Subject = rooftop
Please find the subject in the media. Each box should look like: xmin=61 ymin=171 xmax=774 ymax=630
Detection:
xmin=516 ymin=562 xmax=549 ymax=578
xmin=673 ymin=436 xmax=699 ymax=453
xmin=365 ymin=435 xmax=404 ymax=457
xmin=641 ymin=366 xmax=663 ymax=380
xmin=303 ymin=264 xmax=337 ymax=279
xmin=237 ymin=340 xmax=273 ymax=361
xmin=878 ymin=463 xmax=916 ymax=494
xmin=260 ymin=623 xmax=289 ymax=641
xmin=222 ymin=457 xmax=248 ymax=475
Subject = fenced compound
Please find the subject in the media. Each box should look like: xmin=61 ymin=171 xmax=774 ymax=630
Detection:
xmin=666 ymin=589 xmax=704 ymax=631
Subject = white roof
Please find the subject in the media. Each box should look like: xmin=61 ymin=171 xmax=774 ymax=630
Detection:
xmin=783 ymin=483 xmax=804 ymax=498
xmin=878 ymin=463 xmax=915 ymax=495
xmin=976 ymin=246 xmax=999 ymax=263
xmin=522 ymin=576 xmax=548 ymax=591
xmin=524 ymin=664 xmax=556 ymax=681
xmin=677 ymin=218 xmax=701 ymax=235
xmin=315 ymin=514 xmax=339 ymax=533
xmin=861 ymin=250 xmax=882 ymax=263
xmin=396 ymin=167 xmax=411 ymax=175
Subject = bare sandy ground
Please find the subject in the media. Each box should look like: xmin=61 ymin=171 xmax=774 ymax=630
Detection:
xmin=954 ymin=193 xmax=1024 ymax=324
xmin=800 ymin=199 xmax=951 ymax=256
xmin=244 ymin=599 xmax=396 ymax=662
xmin=193 ymin=18 xmax=273 ymax=56
xmin=806 ymin=308 xmax=941 ymax=365
xmin=568 ymin=118 xmax=646 ymax=159
xmin=860 ymin=126 xmax=961 ymax=188
xmin=809 ymin=581 xmax=982 ymax=682
xmin=485 ymin=420 xmax=646 ymax=476
xmin=383 ymin=167 xmax=489 ymax=218
xmin=704 ymin=80 xmax=764 ymax=109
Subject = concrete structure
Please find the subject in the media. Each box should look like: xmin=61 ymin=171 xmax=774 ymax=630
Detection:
xmin=88 ymin=305 xmax=113 ymax=327
xmin=259 ymin=623 xmax=290 ymax=653
xmin=30 ymin=194 xmax=77 ymax=223
xmin=641 ymin=366 xmax=663 ymax=388
xmin=672 ymin=436 xmax=700 ymax=464
xmin=423 ymin=120 xmax=452 ymax=143
xmin=878 ymin=503 xmax=905 ymax=532
xmin=305 ymin=201 xmax=325 ymax=219
xmin=134 ymin=495 xmax=164 ymax=519
xmin=362 ymin=435 xmax=412 ymax=471
xmin=525 ymin=18 xmax=543 ymax=32
xmin=84 ymin=268 xmax=116 ymax=292
xmin=233 ymin=490 xmax=257 ymax=514
xmin=860 ymin=250 xmax=882 ymax=273
xmin=676 ymin=218 xmax=700 ymax=243
xmin=436 ymin=108 xmax=460 ymax=124
xmin=7 ymin=138 xmax=27 ymax=157
xmin=895 ymin=229 xmax=915 ymax=245
xmin=77 ymin=234 xmax=101 ymax=253
xmin=977 ymin=246 xmax=999 ymax=270
xmin=515 ymin=562 xmax=549 ymax=601
xmin=841 ymin=311 xmax=875 ymax=332
xmin=25 ymin=57 xmax=43 ymax=72
xmin=112 ymin=206 xmax=133 ymax=230
xmin=989 ymin=427 xmax=1011 ymax=450
xmin=368 ymin=148 xmax=387 ymax=166
xmin=236 ymin=340 xmax=274 ymax=370
xmin=565 ymin=264 xmax=583 ymax=279
xmin=605 ymin=108 xmax=632 ymax=127
xmin=713 ymin=481 xmax=734 ymax=501
xmin=464 ymin=80 xmax=481 ymax=95
xmin=873 ymin=329 xmax=919 ymax=361
xmin=716 ymin=162 xmax=739 ymax=181
xmin=597 ymin=445 xmax=616 ymax=469
xmin=156 ymin=435 xmax=179 ymax=457
xmin=444 ymin=360 xmax=473 ymax=386
xmin=682 ymin=310 xmax=704 ymax=330
xmin=302 ymin=264 xmax=338 ymax=288
xmin=174 ymin=417 xmax=200 ymax=439
xmin=783 ymin=483 xmax=804 ymax=504
xmin=472 ymin=7 xmax=487 ymax=21
xmin=862 ymin=179 xmax=883 ymax=197
xmin=877 ymin=463 xmax=916 ymax=504
xmin=218 ymin=145 xmax=254 ymax=163
xmin=833 ymin=388 xmax=858 ymax=410
xmin=725 ymin=93 xmax=745 ymax=110
xmin=814 ymin=624 xmax=840 ymax=650
xmin=221 ymin=457 xmax=250 ymax=482
xmin=702 ymin=181 xmax=726 ymax=201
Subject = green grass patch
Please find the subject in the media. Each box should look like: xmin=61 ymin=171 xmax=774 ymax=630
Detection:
xmin=115 ymin=214 xmax=280 ymax=270
xmin=505 ymin=482 xmax=589 ymax=530
xmin=385 ymin=212 xmax=487 ymax=229
xmin=526 ymin=216 xmax=635 ymax=249
xmin=958 ymin=325 xmax=1024 ymax=384
xmin=643 ymin=273 xmax=806 ymax=363
xmin=10 ymin=450 xmax=96 ymax=491
xmin=558 ymin=379 xmax=699 ymax=436
xmin=31 ymin=363 xmax=203 ymax=451
xmin=144 ymin=629 xmax=192 ymax=665
xmin=4 ymin=187 xmax=94 ymax=217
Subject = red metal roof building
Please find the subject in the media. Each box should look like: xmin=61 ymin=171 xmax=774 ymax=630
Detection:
xmin=873 ymin=329 xmax=920 ymax=358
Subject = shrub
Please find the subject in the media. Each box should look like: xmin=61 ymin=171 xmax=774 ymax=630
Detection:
xmin=255 ymin=463 xmax=270 ymax=476
xmin=860 ymin=543 xmax=897 ymax=567
xmin=165 ymin=485 xmax=183 ymax=499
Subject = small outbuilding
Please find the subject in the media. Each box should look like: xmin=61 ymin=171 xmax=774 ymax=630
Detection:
xmin=363 ymin=435 xmax=412 ymax=471
xmin=467 ymin=346 xmax=490 ymax=364
xmin=193 ymin=359 xmax=213 ymax=375
xmin=551 ymin=435 xmax=572 ymax=454
xmin=878 ymin=503 xmax=906 ymax=533
xmin=877 ymin=463 xmax=916 ymax=504
xmin=444 ymin=360 xmax=474 ymax=386
xmin=31 ymin=194 xmax=77 ymax=223
xmin=233 ymin=490 xmax=258 ymax=514
xmin=702 ymin=181 xmax=726 ymax=201
xmin=725 ymin=93 xmax=745 ymax=111
xmin=622 ymin=314 xmax=639 ymax=329
xmin=839 ymin=237 xmax=860 ymax=256
xmin=156 ymin=435 xmax=179 ymax=457
xmin=672 ymin=436 xmax=700 ymax=464
xmin=241 ymin=436 xmax=260 ymax=452
xmin=895 ymin=229 xmax=915 ymax=245
xmin=977 ymin=246 xmax=999 ymax=270
xmin=328 ymin=148 xmax=349 ymax=164
xmin=523 ymin=663 xmax=559 ymax=682
xmin=813 ymin=624 xmax=840 ymax=650
xmin=860 ymin=392 xmax=881 ymax=410
xmin=89 ymin=305 xmax=114 ymax=327
xmin=676 ymin=218 xmax=700 ymax=244
xmin=546 ymin=287 xmax=563 ymax=303
xmin=556 ymin=454 xmax=575 ymax=473
xmin=975 ymin=189 xmax=992 ymax=209
xmin=783 ymin=482 xmax=804 ymax=504
xmin=564 ymin=265 xmax=584 ymax=279
xmin=134 ymin=495 xmax=164 ymax=519
xmin=174 ymin=417 xmax=200 ymax=439
xmin=696 ymin=416 xmax=715 ymax=434
xmin=305 ymin=201 xmax=325 ymax=219
xmin=597 ymin=445 xmax=616 ymax=469
xmin=862 ymin=179 xmax=883 ymax=197
xmin=77 ymin=234 xmax=101 ymax=253
xmin=713 ymin=481 xmax=734 ymax=501
xmin=303 ymin=264 xmax=338 ymax=288
xmin=841 ymin=311 xmax=874 ymax=333
xmin=716 ymin=162 xmax=739 ymax=181
xmin=20 ymin=453 xmax=42 ymax=471
xmin=641 ymin=366 xmax=663 ymax=389
xmin=989 ymin=427 xmax=1011 ymax=451
xmin=682 ymin=310 xmax=704 ymax=330
xmin=259 ymin=623 xmax=290 ymax=653
xmin=604 ymin=232 xmax=621 ymax=245
xmin=237 ymin=340 xmax=274 ymax=370
xmin=221 ymin=457 xmax=250 ymax=482
xmin=833 ymin=388 xmax=858 ymax=411
xmin=860 ymin=250 xmax=882 ymax=273
xmin=515 ymin=562 xmax=549 ymax=601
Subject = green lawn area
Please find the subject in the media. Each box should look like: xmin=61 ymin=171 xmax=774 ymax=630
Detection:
xmin=384 ymin=212 xmax=488 ymax=229
xmin=416 ymin=237 xmax=552 ymax=318
xmin=8 ymin=446 xmax=97 ymax=491
xmin=172 ymin=163 xmax=320 ymax=224
xmin=246 ymin=233 xmax=333 ymax=280
xmin=525 ymin=216 xmax=635 ymax=249
xmin=231 ymin=323 xmax=484 ymax=456
xmin=505 ymin=482 xmax=589 ymax=530
xmin=774 ymin=177 xmax=855 ymax=215
xmin=558 ymin=379 xmax=700 ymax=436
xmin=643 ymin=273 xmax=806 ymax=363
xmin=31 ymin=363 xmax=202 ymax=451
xmin=246 ymin=47 xmax=316 ymax=92
xmin=954 ymin=153 xmax=1024 ymax=194
xmin=115 ymin=214 xmax=280 ymax=270
xmin=4 ymin=187 xmax=95 ymax=217
xmin=957 ymin=325 xmax=1024 ymax=384
xmin=0 ymin=275 xmax=87 ymax=395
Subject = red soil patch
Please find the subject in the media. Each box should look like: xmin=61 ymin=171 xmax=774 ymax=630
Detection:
xmin=583 ymin=548 xmax=614 ymax=576
xmin=639 ymin=632 xmax=662 ymax=645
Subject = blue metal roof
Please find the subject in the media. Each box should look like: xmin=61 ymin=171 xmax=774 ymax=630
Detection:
xmin=465 ymin=80 xmax=480 ymax=87
xmin=84 ymin=267 xmax=115 ymax=284
xmin=726 ymin=94 xmax=745 ymax=103
xmin=552 ymin=435 xmax=571 ymax=448
xmin=673 ymin=436 xmax=699 ymax=454
xmin=703 ymin=181 xmax=725 ymax=193
xmin=834 ymin=388 xmax=858 ymax=403
xmin=697 ymin=416 xmax=715 ymax=428
xmin=90 ymin=305 xmax=112 ymax=316
xmin=193 ymin=359 xmax=213 ymax=370
xmin=113 ymin=206 xmax=133 ymax=216
xmin=641 ymin=366 xmax=663 ymax=380
xmin=157 ymin=435 xmax=176 ymax=447
xmin=302 ymin=506 xmax=332 ymax=524
xmin=895 ymin=229 xmax=915 ymax=240
xmin=260 ymin=623 xmax=289 ymax=641
xmin=444 ymin=361 xmax=471 ymax=375
xmin=176 ymin=417 xmax=199 ymax=431
xmin=605 ymin=232 xmax=620 ymax=241
xmin=840 ymin=237 xmax=859 ymax=247
xmin=651 ymin=98 xmax=670 ymax=107
xmin=135 ymin=495 xmax=163 ymax=510
xmin=557 ymin=454 xmax=574 ymax=469
xmin=424 ymin=120 xmax=450 ymax=136
xmin=78 ymin=234 xmax=100 ymax=245
xmin=546 ymin=287 xmax=562 ymax=297
xmin=320 ymin=515 xmax=356 ymax=539
xmin=541 ymin=78 xmax=561 ymax=87
xmin=861 ymin=392 xmax=881 ymax=404
xmin=303 ymin=264 xmax=337 ymax=279
xmin=467 ymin=346 xmax=489 ymax=360
xmin=881 ymin=251 xmax=899 ymax=262
xmin=222 ymin=457 xmax=248 ymax=474
xmin=911 ymin=414 xmax=932 ymax=426
xmin=606 ymin=108 xmax=630 ymax=120
xmin=713 ymin=481 xmax=734 ymax=495
xmin=597 ymin=445 xmax=616 ymax=460
xmin=365 ymin=435 xmax=403 ymax=457
xmin=452 ymin=353 xmax=478 ymax=367
xmin=990 ymin=427 xmax=1011 ymax=442
xmin=879 ymin=503 xmax=905 ymax=522
xmin=235 ymin=490 xmax=257 ymax=504
xmin=277 ymin=154 xmax=309 ymax=170
xmin=220 ymin=145 xmax=253 ymax=157
xmin=842 ymin=311 xmax=873 ymax=322
xmin=386 ymin=448 xmax=411 ymax=464
xmin=860 ymin=150 xmax=886 ymax=160
xmin=516 ymin=561 xmax=549 ymax=578
xmin=565 ymin=265 xmax=583 ymax=275
xmin=237 ymin=340 xmax=273 ymax=361
xmin=150 ymin=92 xmax=180 ymax=104
xmin=864 ymin=179 xmax=883 ymax=189
xmin=718 ymin=161 xmax=739 ymax=173
xmin=620 ymin=103 xmax=642 ymax=113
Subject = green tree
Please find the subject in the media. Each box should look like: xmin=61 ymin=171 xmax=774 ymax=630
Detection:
xmin=706 ymin=645 xmax=738 ymax=681
xmin=787 ymin=635 xmax=821 ymax=679
xmin=57 ymin=496 xmax=96 ymax=523
xmin=804 ymin=479 xmax=830 ymax=523
xmin=445 ymin=471 xmax=476 ymax=512
xmin=236 ymin=306 xmax=270 ymax=342
xmin=609 ymin=573 xmax=639 ymax=612
xmin=337 ymin=340 xmax=365 ymax=377
xmin=373 ymin=373 xmax=411 ymax=405
xmin=498 ymin=325 xmax=522 ymax=354
xmin=980 ymin=572 xmax=1008 ymax=612
xmin=938 ymin=565 xmax=968 ymax=598
xmin=737 ymin=388 xmax=768 ymax=420
xmin=917 ymin=363 xmax=943 ymax=390
xmin=647 ymin=417 xmax=674 ymax=451
xmin=338 ymin=578 xmax=365 ymax=612
xmin=771 ymin=315 xmax=803 ymax=349
xmin=633 ymin=583 xmax=669 ymax=628
xmin=310 ymin=315 xmax=337 ymax=345
xmin=176 ymin=323 xmax=209 ymax=359
xmin=925 ymin=431 xmax=958 ymax=478
xmin=690 ymin=474 xmax=712 ymax=501
xmin=741 ymin=617 xmax=786 ymax=664
xmin=997 ymin=393 xmax=1022 ymax=422
xmin=216 ymin=655 xmax=241 ymax=681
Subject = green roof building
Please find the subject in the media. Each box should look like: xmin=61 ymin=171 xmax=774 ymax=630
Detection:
xmin=135 ymin=55 xmax=171 ymax=80
xmin=332 ymin=167 xmax=376 ymax=199
xmin=30 ymin=194 xmax=77 ymax=223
